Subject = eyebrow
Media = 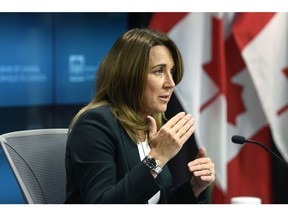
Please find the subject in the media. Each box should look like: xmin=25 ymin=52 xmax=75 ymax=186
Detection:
xmin=151 ymin=64 xmax=167 ymax=69
xmin=151 ymin=63 xmax=176 ymax=70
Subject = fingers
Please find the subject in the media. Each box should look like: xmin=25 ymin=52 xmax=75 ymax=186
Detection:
xmin=189 ymin=154 xmax=216 ymax=197
xmin=188 ymin=158 xmax=214 ymax=173
xmin=164 ymin=112 xmax=195 ymax=141
xmin=165 ymin=112 xmax=193 ymax=131
xmin=187 ymin=157 xmax=215 ymax=177
xmin=171 ymin=114 xmax=194 ymax=135
xmin=164 ymin=112 xmax=186 ymax=128
xmin=147 ymin=112 xmax=195 ymax=164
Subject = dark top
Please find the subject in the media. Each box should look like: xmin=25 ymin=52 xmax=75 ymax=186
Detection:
xmin=65 ymin=105 xmax=206 ymax=204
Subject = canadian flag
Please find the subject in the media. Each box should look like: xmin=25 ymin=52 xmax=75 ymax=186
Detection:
xmin=235 ymin=13 xmax=288 ymax=162
xmin=149 ymin=12 xmax=288 ymax=204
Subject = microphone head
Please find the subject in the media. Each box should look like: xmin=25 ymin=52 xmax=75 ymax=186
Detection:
xmin=231 ymin=135 xmax=247 ymax=144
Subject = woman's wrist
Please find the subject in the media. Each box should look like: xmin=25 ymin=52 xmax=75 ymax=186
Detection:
xmin=190 ymin=177 xmax=203 ymax=198
xmin=147 ymin=151 xmax=167 ymax=169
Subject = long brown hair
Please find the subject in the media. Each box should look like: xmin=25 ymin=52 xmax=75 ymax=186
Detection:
xmin=69 ymin=28 xmax=184 ymax=143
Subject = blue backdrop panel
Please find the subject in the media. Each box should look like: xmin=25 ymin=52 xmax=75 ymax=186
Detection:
xmin=54 ymin=13 xmax=128 ymax=105
xmin=0 ymin=12 xmax=128 ymax=204
xmin=0 ymin=13 xmax=53 ymax=107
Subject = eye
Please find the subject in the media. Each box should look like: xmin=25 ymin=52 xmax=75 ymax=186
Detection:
xmin=153 ymin=67 xmax=164 ymax=75
xmin=170 ymin=67 xmax=176 ymax=75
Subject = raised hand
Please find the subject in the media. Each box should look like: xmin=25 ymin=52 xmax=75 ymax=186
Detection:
xmin=147 ymin=112 xmax=195 ymax=167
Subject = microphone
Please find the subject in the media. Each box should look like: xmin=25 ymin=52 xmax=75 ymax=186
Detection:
xmin=231 ymin=135 xmax=288 ymax=169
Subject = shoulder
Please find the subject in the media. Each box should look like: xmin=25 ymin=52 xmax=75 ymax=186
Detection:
xmin=69 ymin=105 xmax=120 ymax=143
xmin=73 ymin=105 xmax=118 ymax=130
xmin=81 ymin=105 xmax=114 ymax=119
xmin=67 ymin=105 xmax=119 ymax=160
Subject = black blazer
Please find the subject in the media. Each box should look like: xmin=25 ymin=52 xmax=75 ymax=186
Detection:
xmin=65 ymin=105 xmax=206 ymax=204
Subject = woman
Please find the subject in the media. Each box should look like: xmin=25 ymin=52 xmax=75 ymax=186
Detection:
xmin=65 ymin=28 xmax=215 ymax=204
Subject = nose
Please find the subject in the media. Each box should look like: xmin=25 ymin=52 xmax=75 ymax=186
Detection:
xmin=164 ymin=72 xmax=175 ymax=89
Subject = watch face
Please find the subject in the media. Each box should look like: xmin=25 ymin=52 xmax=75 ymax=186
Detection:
xmin=143 ymin=156 xmax=162 ymax=174
xmin=144 ymin=156 xmax=156 ymax=168
xmin=149 ymin=157 xmax=157 ymax=166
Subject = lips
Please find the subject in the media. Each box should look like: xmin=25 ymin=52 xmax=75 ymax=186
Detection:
xmin=159 ymin=95 xmax=170 ymax=102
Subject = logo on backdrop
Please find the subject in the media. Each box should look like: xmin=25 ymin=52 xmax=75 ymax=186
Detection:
xmin=68 ymin=54 xmax=97 ymax=83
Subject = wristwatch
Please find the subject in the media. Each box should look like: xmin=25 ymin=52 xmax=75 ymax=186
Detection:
xmin=142 ymin=155 xmax=163 ymax=174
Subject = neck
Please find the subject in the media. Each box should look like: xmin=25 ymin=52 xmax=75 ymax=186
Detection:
xmin=138 ymin=130 xmax=146 ymax=142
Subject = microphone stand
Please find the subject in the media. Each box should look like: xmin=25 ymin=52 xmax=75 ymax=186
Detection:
xmin=246 ymin=139 xmax=288 ymax=169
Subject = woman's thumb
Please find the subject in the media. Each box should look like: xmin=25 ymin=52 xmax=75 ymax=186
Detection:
xmin=147 ymin=115 xmax=157 ymax=136
xmin=196 ymin=147 xmax=206 ymax=159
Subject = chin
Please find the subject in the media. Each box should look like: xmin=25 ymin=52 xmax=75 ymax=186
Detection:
xmin=158 ymin=107 xmax=167 ymax=113
xmin=149 ymin=106 xmax=167 ymax=115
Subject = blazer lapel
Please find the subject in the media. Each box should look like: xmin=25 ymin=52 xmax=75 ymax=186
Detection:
xmin=119 ymin=125 xmax=140 ymax=170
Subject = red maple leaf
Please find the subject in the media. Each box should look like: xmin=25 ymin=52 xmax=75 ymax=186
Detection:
xmin=202 ymin=17 xmax=246 ymax=125
xmin=284 ymin=68 xmax=288 ymax=77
